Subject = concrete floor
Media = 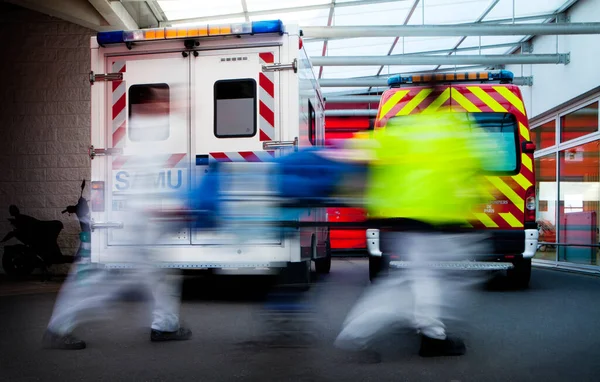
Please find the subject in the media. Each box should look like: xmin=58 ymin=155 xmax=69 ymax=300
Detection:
xmin=1 ymin=259 xmax=599 ymax=382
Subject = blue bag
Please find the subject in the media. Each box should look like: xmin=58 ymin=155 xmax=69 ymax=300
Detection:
xmin=186 ymin=162 xmax=222 ymax=229
xmin=275 ymin=148 xmax=366 ymax=201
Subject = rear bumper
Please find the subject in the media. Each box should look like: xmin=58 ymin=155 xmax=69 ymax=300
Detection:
xmin=367 ymin=228 xmax=539 ymax=260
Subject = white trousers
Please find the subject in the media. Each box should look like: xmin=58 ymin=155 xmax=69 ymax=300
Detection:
xmin=335 ymin=231 xmax=488 ymax=351
xmin=47 ymin=204 xmax=182 ymax=335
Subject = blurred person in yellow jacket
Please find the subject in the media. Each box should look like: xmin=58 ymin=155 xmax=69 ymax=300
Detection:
xmin=334 ymin=109 xmax=495 ymax=361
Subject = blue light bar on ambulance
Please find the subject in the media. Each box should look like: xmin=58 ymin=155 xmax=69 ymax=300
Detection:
xmin=387 ymin=70 xmax=514 ymax=87
xmin=97 ymin=20 xmax=284 ymax=45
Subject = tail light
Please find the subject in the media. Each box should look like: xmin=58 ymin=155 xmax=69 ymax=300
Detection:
xmin=91 ymin=181 xmax=105 ymax=212
xmin=525 ymin=186 xmax=536 ymax=222
xmin=299 ymin=37 xmax=303 ymax=50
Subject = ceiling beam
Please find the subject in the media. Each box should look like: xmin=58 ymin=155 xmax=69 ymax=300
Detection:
xmin=375 ymin=0 xmax=420 ymax=78
xmin=319 ymin=76 xmax=533 ymax=87
xmin=159 ymin=0 xmax=406 ymax=26
xmin=312 ymin=54 xmax=569 ymax=66
xmin=240 ymin=0 xmax=249 ymax=22
xmin=319 ymin=0 xmax=336 ymax=80
xmin=5 ymin=0 xmax=111 ymax=31
xmin=88 ymin=0 xmax=138 ymax=30
xmin=432 ymin=0 xmax=501 ymax=72
xmin=146 ymin=0 xmax=166 ymax=23
xmin=304 ymin=13 xmax=559 ymax=43
xmin=301 ymin=23 xmax=600 ymax=38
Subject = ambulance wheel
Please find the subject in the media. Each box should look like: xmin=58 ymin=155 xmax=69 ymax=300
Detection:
xmin=315 ymin=238 xmax=331 ymax=274
xmin=507 ymin=258 xmax=531 ymax=289
xmin=281 ymin=260 xmax=311 ymax=291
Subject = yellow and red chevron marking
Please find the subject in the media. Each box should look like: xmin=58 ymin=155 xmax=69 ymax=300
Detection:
xmin=375 ymin=84 xmax=534 ymax=230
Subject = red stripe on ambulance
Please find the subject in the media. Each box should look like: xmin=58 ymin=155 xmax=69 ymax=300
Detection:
xmin=209 ymin=151 xmax=275 ymax=162
xmin=258 ymin=52 xmax=275 ymax=142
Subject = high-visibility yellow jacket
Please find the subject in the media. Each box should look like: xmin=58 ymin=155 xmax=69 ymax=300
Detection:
xmin=355 ymin=112 xmax=492 ymax=226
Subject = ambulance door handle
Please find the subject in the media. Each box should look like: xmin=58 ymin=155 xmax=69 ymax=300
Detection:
xmin=91 ymin=221 xmax=124 ymax=231
xmin=89 ymin=145 xmax=123 ymax=160
xmin=263 ymin=137 xmax=298 ymax=150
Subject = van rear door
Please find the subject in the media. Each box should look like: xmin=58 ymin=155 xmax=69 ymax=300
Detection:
xmin=191 ymin=47 xmax=282 ymax=245
xmin=106 ymin=53 xmax=191 ymax=246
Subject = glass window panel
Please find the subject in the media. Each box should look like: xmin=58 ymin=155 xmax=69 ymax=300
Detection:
xmin=467 ymin=112 xmax=519 ymax=173
xmin=320 ymin=66 xmax=380 ymax=79
xmin=128 ymin=83 xmax=170 ymax=142
xmin=380 ymin=65 xmax=439 ymax=76
xmin=391 ymin=37 xmax=463 ymax=55
xmin=483 ymin=0 xmax=568 ymax=21
xmin=175 ymin=17 xmax=246 ymax=26
xmin=459 ymin=35 xmax=524 ymax=53
xmin=332 ymin=2 xmax=413 ymax=26
xmin=246 ymin=0 xmax=329 ymax=12
xmin=407 ymin=0 xmax=490 ymax=25
xmin=248 ymin=9 xmax=330 ymax=26
xmin=326 ymin=37 xmax=396 ymax=57
xmin=321 ymin=87 xmax=376 ymax=95
xmin=436 ymin=64 xmax=484 ymax=71
xmin=214 ymin=79 xmax=257 ymax=138
xmin=535 ymin=153 xmax=558 ymax=260
xmin=158 ymin=0 xmax=243 ymax=20
xmin=558 ymin=140 xmax=600 ymax=265
xmin=531 ymin=120 xmax=556 ymax=150
xmin=303 ymin=41 xmax=325 ymax=58
xmin=560 ymin=102 xmax=599 ymax=143
xmin=452 ymin=46 xmax=515 ymax=55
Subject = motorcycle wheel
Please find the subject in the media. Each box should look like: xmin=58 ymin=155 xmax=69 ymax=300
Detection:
xmin=2 ymin=246 xmax=35 ymax=278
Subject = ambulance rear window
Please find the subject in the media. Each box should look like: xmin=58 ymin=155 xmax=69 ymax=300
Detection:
xmin=128 ymin=83 xmax=170 ymax=142
xmin=466 ymin=112 xmax=519 ymax=174
xmin=214 ymin=79 xmax=257 ymax=138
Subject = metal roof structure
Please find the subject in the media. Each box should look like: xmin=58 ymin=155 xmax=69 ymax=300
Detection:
xmin=133 ymin=0 xmax=581 ymax=95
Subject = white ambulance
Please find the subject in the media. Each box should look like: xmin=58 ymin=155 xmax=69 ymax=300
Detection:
xmin=87 ymin=20 xmax=331 ymax=284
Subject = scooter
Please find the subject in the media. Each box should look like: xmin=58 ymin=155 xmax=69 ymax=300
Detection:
xmin=1 ymin=180 xmax=90 ymax=280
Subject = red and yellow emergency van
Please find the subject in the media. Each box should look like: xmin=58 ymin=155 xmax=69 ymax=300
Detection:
xmin=360 ymin=70 xmax=538 ymax=287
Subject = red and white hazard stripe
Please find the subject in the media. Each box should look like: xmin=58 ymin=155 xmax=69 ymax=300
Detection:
xmin=209 ymin=151 xmax=275 ymax=163
xmin=111 ymin=60 xmax=127 ymax=149
xmin=112 ymin=153 xmax=187 ymax=170
xmin=258 ymin=52 xmax=275 ymax=142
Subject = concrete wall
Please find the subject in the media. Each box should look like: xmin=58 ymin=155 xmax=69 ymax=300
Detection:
xmin=0 ymin=3 xmax=93 ymax=272
xmin=506 ymin=0 xmax=600 ymax=120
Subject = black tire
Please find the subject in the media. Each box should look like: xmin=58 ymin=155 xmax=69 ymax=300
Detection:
xmin=2 ymin=246 xmax=35 ymax=278
xmin=280 ymin=260 xmax=311 ymax=291
xmin=315 ymin=237 xmax=332 ymax=274
xmin=507 ymin=258 xmax=531 ymax=289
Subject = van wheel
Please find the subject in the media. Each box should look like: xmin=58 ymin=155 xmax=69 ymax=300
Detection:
xmin=315 ymin=238 xmax=331 ymax=274
xmin=281 ymin=260 xmax=311 ymax=291
xmin=507 ymin=258 xmax=531 ymax=289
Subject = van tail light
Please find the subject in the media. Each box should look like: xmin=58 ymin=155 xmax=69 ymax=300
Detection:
xmin=525 ymin=186 xmax=536 ymax=222
xmin=91 ymin=181 xmax=105 ymax=212
xmin=299 ymin=37 xmax=303 ymax=50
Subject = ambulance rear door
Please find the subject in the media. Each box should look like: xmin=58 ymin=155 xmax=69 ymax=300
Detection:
xmin=106 ymin=53 xmax=191 ymax=246
xmin=191 ymin=47 xmax=282 ymax=245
